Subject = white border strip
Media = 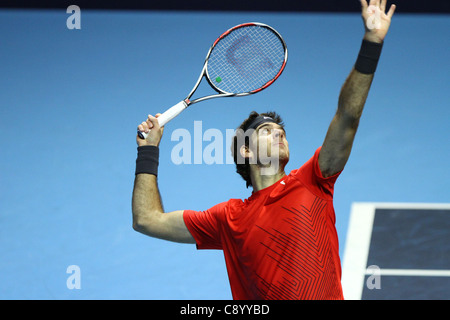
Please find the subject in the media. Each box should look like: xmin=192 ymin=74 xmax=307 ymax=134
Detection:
xmin=370 ymin=269 xmax=450 ymax=277
xmin=341 ymin=203 xmax=376 ymax=300
xmin=356 ymin=202 xmax=450 ymax=210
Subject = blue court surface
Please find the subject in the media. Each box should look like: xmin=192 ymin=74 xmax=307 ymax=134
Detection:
xmin=0 ymin=9 xmax=448 ymax=299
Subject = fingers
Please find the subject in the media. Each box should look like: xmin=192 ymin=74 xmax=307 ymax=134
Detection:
xmin=381 ymin=0 xmax=396 ymax=17
xmin=387 ymin=4 xmax=396 ymax=18
xmin=138 ymin=114 xmax=160 ymax=133
xmin=137 ymin=120 xmax=149 ymax=133
xmin=371 ymin=0 xmax=396 ymax=16
xmin=362 ymin=0 xmax=396 ymax=17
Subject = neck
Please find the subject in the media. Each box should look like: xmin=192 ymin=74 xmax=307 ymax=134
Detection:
xmin=250 ymin=163 xmax=286 ymax=192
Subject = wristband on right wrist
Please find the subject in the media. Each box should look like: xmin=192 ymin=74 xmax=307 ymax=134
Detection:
xmin=355 ymin=39 xmax=384 ymax=74
xmin=135 ymin=145 xmax=159 ymax=176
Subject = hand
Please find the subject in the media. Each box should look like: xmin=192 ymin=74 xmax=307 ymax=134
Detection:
xmin=361 ymin=0 xmax=396 ymax=43
xmin=136 ymin=113 xmax=164 ymax=147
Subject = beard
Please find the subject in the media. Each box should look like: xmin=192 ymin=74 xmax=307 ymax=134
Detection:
xmin=254 ymin=143 xmax=289 ymax=176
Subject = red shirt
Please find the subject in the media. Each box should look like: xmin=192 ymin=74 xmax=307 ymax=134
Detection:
xmin=183 ymin=147 xmax=344 ymax=300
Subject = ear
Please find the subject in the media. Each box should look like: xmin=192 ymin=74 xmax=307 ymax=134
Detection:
xmin=240 ymin=145 xmax=253 ymax=160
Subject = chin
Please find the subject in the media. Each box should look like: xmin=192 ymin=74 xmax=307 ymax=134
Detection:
xmin=280 ymin=154 xmax=289 ymax=166
xmin=274 ymin=149 xmax=289 ymax=163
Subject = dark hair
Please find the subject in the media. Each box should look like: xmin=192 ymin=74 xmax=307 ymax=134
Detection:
xmin=231 ymin=111 xmax=285 ymax=188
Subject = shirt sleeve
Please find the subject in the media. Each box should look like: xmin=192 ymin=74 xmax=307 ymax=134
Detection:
xmin=183 ymin=202 xmax=228 ymax=250
xmin=291 ymin=147 xmax=342 ymax=199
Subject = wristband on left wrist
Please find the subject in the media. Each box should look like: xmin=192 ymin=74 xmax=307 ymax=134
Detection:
xmin=355 ymin=39 xmax=384 ymax=74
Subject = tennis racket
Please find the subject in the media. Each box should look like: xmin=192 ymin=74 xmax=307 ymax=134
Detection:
xmin=138 ymin=22 xmax=288 ymax=139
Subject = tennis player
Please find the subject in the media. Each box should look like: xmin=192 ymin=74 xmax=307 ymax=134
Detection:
xmin=132 ymin=0 xmax=396 ymax=300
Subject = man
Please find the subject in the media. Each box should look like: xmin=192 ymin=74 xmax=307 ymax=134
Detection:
xmin=132 ymin=0 xmax=396 ymax=299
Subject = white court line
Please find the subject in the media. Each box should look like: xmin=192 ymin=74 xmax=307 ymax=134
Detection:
xmin=367 ymin=269 xmax=450 ymax=277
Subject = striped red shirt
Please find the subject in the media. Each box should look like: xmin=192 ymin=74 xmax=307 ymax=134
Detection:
xmin=183 ymin=147 xmax=344 ymax=300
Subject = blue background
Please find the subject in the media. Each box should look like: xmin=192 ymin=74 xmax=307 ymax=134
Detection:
xmin=0 ymin=9 xmax=448 ymax=299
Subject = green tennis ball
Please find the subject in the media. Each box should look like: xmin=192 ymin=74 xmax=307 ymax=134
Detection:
xmin=215 ymin=77 xmax=222 ymax=83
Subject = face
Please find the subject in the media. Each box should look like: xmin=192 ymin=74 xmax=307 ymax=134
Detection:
xmin=247 ymin=122 xmax=290 ymax=166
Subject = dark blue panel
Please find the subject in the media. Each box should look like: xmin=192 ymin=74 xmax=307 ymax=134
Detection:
xmin=362 ymin=275 xmax=450 ymax=300
xmin=367 ymin=209 xmax=450 ymax=269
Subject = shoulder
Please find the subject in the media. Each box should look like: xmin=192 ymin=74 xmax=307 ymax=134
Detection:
xmin=290 ymin=147 xmax=341 ymax=198
xmin=184 ymin=198 xmax=243 ymax=220
xmin=289 ymin=147 xmax=322 ymax=179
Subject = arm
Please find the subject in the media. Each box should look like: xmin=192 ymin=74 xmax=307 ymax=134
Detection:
xmin=319 ymin=0 xmax=396 ymax=177
xmin=132 ymin=114 xmax=195 ymax=244
xmin=319 ymin=68 xmax=373 ymax=178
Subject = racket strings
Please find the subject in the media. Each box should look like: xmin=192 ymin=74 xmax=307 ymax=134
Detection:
xmin=207 ymin=26 xmax=286 ymax=94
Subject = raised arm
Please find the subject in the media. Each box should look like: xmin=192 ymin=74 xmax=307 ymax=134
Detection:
xmin=319 ymin=0 xmax=396 ymax=177
xmin=132 ymin=114 xmax=195 ymax=243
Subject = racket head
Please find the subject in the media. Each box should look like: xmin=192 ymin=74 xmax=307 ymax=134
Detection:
xmin=205 ymin=22 xmax=288 ymax=96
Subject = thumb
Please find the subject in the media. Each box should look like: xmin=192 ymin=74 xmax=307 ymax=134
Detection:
xmin=360 ymin=0 xmax=368 ymax=12
xmin=154 ymin=113 xmax=164 ymax=133
xmin=146 ymin=114 xmax=160 ymax=130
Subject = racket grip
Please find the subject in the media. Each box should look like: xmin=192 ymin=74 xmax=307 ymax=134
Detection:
xmin=137 ymin=100 xmax=188 ymax=140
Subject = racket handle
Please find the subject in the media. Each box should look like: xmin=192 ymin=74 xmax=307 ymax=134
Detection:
xmin=137 ymin=100 xmax=188 ymax=139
